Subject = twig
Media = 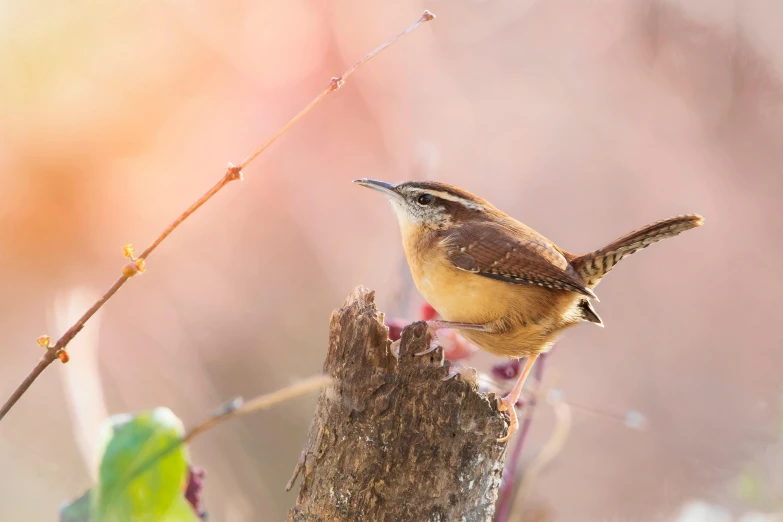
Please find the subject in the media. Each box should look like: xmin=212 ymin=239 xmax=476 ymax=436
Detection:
xmin=55 ymin=287 xmax=108 ymax=482
xmin=495 ymin=353 xmax=548 ymax=522
xmin=508 ymin=399 xmax=572 ymax=522
xmin=183 ymin=374 xmax=331 ymax=444
xmin=518 ymin=387 xmax=648 ymax=431
xmin=0 ymin=10 xmax=435 ymax=423
xmin=113 ymin=375 xmax=332 ymax=496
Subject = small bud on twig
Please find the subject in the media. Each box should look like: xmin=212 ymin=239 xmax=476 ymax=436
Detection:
xmin=121 ymin=260 xmax=145 ymax=277
xmin=121 ymin=244 xmax=146 ymax=277
xmin=225 ymin=163 xmax=243 ymax=182
xmin=36 ymin=335 xmax=68 ymax=363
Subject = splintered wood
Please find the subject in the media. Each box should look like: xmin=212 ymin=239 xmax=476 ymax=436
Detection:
xmin=287 ymin=286 xmax=507 ymax=521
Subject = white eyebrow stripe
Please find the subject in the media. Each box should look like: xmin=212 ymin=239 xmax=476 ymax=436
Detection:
xmin=418 ymin=189 xmax=484 ymax=210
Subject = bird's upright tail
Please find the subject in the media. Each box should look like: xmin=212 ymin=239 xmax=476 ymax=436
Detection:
xmin=571 ymin=214 xmax=704 ymax=289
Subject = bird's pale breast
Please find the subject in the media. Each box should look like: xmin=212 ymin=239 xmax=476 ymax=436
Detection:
xmin=405 ymin=239 xmax=583 ymax=358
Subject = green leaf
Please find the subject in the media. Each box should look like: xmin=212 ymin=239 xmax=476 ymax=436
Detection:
xmin=61 ymin=488 xmax=200 ymax=522
xmin=60 ymin=490 xmax=92 ymax=522
xmin=91 ymin=407 xmax=199 ymax=522
xmin=161 ymin=496 xmax=203 ymax=521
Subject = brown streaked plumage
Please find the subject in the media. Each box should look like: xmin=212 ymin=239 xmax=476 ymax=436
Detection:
xmin=354 ymin=178 xmax=703 ymax=441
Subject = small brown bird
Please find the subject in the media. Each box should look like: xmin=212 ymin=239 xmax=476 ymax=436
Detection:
xmin=355 ymin=178 xmax=703 ymax=442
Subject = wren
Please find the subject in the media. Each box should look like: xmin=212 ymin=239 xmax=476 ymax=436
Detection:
xmin=354 ymin=179 xmax=703 ymax=442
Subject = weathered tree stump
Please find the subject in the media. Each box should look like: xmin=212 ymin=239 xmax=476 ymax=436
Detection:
xmin=287 ymin=286 xmax=508 ymax=521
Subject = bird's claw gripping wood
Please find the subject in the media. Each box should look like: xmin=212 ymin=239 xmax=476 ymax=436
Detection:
xmin=442 ymin=365 xmax=461 ymax=381
xmin=414 ymin=343 xmax=439 ymax=356
xmin=392 ymin=319 xmax=487 ymax=359
xmin=496 ymin=354 xmax=538 ymax=442
xmin=415 ymin=320 xmax=488 ymax=356
xmin=496 ymin=395 xmax=519 ymax=443
xmin=440 ymin=364 xmax=478 ymax=385
xmin=390 ymin=339 xmax=401 ymax=359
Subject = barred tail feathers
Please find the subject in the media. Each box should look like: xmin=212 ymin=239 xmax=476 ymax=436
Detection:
xmin=572 ymin=214 xmax=704 ymax=288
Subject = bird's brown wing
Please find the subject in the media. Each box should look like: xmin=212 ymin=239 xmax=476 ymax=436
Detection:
xmin=441 ymin=222 xmax=596 ymax=298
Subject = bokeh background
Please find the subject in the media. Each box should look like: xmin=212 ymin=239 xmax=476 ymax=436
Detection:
xmin=1 ymin=0 xmax=782 ymax=520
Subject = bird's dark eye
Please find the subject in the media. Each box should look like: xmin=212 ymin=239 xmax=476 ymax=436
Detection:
xmin=417 ymin=193 xmax=435 ymax=206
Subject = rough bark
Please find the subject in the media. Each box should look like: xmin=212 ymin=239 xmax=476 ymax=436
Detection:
xmin=287 ymin=286 xmax=508 ymax=522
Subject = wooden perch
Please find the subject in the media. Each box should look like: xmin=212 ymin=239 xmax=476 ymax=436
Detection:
xmin=287 ymin=286 xmax=508 ymax=521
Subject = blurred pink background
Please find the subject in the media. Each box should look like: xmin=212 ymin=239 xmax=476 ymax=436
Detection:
xmin=1 ymin=0 xmax=782 ymax=520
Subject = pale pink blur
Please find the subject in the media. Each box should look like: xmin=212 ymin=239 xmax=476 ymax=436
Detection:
xmin=1 ymin=1 xmax=782 ymax=520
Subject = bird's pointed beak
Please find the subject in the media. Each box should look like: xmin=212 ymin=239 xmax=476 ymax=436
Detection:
xmin=353 ymin=178 xmax=401 ymax=200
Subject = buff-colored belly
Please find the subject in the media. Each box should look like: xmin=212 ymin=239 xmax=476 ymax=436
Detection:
xmin=409 ymin=253 xmax=583 ymax=359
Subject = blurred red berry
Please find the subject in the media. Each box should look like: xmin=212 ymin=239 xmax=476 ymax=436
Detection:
xmin=419 ymin=302 xmax=438 ymax=321
xmin=385 ymin=312 xmax=479 ymax=363
xmin=185 ymin=465 xmax=206 ymax=519
xmin=435 ymin=329 xmax=478 ymax=361
xmin=491 ymin=360 xmax=521 ymax=380
xmin=384 ymin=318 xmax=406 ymax=342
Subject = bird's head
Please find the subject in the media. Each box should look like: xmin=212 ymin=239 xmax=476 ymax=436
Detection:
xmin=353 ymin=179 xmax=491 ymax=231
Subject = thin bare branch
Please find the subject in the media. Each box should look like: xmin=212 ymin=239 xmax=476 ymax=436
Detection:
xmin=508 ymin=399 xmax=572 ymax=521
xmin=237 ymin=10 xmax=434 ymax=169
xmin=495 ymin=353 xmax=548 ymax=522
xmin=0 ymin=10 xmax=435 ymax=423
xmin=114 ymin=374 xmax=331 ymax=497
xmin=183 ymin=374 xmax=332 ymax=444
xmin=0 ymin=276 xmax=129 ymax=421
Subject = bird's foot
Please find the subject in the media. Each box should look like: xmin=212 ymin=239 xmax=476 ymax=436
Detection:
xmin=392 ymin=335 xmax=440 ymax=358
xmin=440 ymin=363 xmax=478 ymax=384
xmin=426 ymin=320 xmax=490 ymax=333
xmin=496 ymin=393 xmax=520 ymax=443
xmin=495 ymin=354 xmax=537 ymax=442
xmin=414 ymin=343 xmax=439 ymax=356
xmin=442 ymin=366 xmax=461 ymax=381
xmin=390 ymin=339 xmax=401 ymax=359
